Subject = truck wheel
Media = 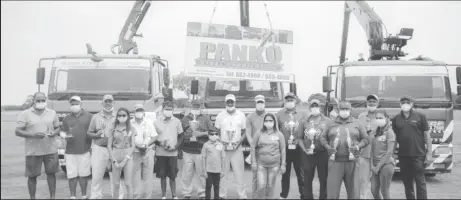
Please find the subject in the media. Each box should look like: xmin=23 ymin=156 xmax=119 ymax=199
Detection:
xmin=61 ymin=166 xmax=67 ymax=173
xmin=425 ymin=173 xmax=436 ymax=177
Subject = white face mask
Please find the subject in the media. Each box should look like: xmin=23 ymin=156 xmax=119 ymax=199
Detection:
xmin=118 ymin=117 xmax=128 ymax=123
xmin=256 ymin=103 xmax=265 ymax=111
xmin=226 ymin=106 xmax=235 ymax=112
xmin=264 ymin=122 xmax=274 ymax=129
xmin=339 ymin=110 xmax=350 ymax=119
xmin=367 ymin=105 xmax=377 ymax=112
xmin=330 ymin=110 xmax=338 ymax=118
xmin=35 ymin=102 xmax=47 ymax=109
xmin=285 ymin=102 xmax=295 ymax=109
xmin=103 ymin=107 xmax=114 ymax=112
xmin=401 ymin=104 xmax=412 ymax=112
xmin=310 ymin=107 xmax=320 ymax=116
xmin=209 ymin=134 xmax=219 ymax=141
xmin=191 ymin=110 xmax=200 ymax=116
xmin=375 ymin=119 xmax=387 ymax=127
xmin=135 ymin=112 xmax=144 ymax=119
xmin=163 ymin=110 xmax=173 ymax=118
xmin=70 ymin=105 xmax=81 ymax=113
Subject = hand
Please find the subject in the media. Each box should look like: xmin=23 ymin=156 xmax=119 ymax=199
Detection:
xmin=118 ymin=159 xmax=128 ymax=168
xmin=65 ymin=135 xmax=74 ymax=141
xmin=371 ymin=166 xmax=379 ymax=175
xmin=326 ymin=146 xmax=337 ymax=154
xmin=220 ymin=172 xmax=225 ymax=178
xmin=97 ymin=130 xmax=104 ymax=137
xmin=33 ymin=132 xmax=46 ymax=139
xmin=426 ymin=153 xmax=432 ymax=163
xmin=203 ymin=172 xmax=208 ymax=179
xmin=280 ymin=165 xmax=286 ymax=174
xmin=251 ymin=164 xmax=257 ymax=171
xmin=349 ymin=145 xmax=360 ymax=154
xmin=113 ymin=161 xmax=120 ymax=169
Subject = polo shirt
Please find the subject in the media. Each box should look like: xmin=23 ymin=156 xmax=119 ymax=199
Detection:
xmin=246 ymin=111 xmax=266 ymax=141
xmin=181 ymin=113 xmax=213 ymax=154
xmin=154 ymin=116 xmax=183 ymax=157
xmin=17 ymin=107 xmax=60 ymax=156
xmin=391 ymin=109 xmax=429 ymax=157
xmin=252 ymin=130 xmax=286 ymax=167
xmin=111 ymin=125 xmax=136 ymax=149
xmin=215 ymin=110 xmax=246 ymax=144
xmin=132 ymin=118 xmax=157 ymax=152
xmin=62 ymin=110 xmax=93 ymax=154
xmin=371 ymin=126 xmax=396 ymax=166
xmin=357 ymin=111 xmax=379 ymax=159
xmin=297 ymin=114 xmax=329 ymax=152
xmin=88 ymin=111 xmax=116 ymax=147
xmin=201 ymin=140 xmax=226 ymax=173
xmin=276 ymin=108 xmax=309 ymax=145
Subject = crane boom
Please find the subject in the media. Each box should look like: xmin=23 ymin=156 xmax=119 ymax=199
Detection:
xmin=240 ymin=0 xmax=250 ymax=27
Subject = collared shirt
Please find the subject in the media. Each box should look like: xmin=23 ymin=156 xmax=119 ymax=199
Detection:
xmin=357 ymin=111 xmax=379 ymax=158
xmin=253 ymin=130 xmax=286 ymax=167
xmin=110 ymin=125 xmax=136 ymax=149
xmin=201 ymin=140 xmax=226 ymax=173
xmin=391 ymin=109 xmax=429 ymax=157
xmin=297 ymin=114 xmax=329 ymax=152
xmin=246 ymin=111 xmax=266 ymax=140
xmin=276 ymin=108 xmax=309 ymax=145
xmin=17 ymin=107 xmax=60 ymax=156
xmin=62 ymin=110 xmax=93 ymax=154
xmin=88 ymin=111 xmax=116 ymax=147
xmin=132 ymin=118 xmax=157 ymax=152
xmin=181 ymin=113 xmax=214 ymax=154
xmin=215 ymin=110 xmax=246 ymax=143
xmin=371 ymin=125 xmax=396 ymax=166
xmin=154 ymin=116 xmax=183 ymax=157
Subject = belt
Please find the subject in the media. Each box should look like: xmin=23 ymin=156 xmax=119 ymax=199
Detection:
xmin=96 ymin=144 xmax=107 ymax=148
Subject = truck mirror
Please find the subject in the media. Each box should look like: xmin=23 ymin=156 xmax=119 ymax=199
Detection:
xmin=458 ymin=85 xmax=461 ymax=96
xmin=162 ymin=87 xmax=173 ymax=102
xmin=289 ymin=83 xmax=297 ymax=95
xmin=190 ymin=80 xmax=199 ymax=95
xmin=456 ymin=66 xmax=461 ymax=84
xmin=36 ymin=68 xmax=45 ymax=85
xmin=163 ymin=68 xmax=170 ymax=87
xmin=323 ymin=76 xmax=332 ymax=92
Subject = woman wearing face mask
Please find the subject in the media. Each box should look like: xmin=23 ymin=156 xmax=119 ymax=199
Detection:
xmin=251 ymin=113 xmax=286 ymax=199
xmin=370 ymin=110 xmax=395 ymax=200
xmin=108 ymin=107 xmax=137 ymax=199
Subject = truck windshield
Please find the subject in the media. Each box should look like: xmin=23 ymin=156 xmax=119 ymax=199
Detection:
xmin=206 ymin=78 xmax=283 ymax=101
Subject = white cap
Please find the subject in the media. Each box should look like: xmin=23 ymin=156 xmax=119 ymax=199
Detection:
xmin=69 ymin=96 xmax=81 ymax=103
xmin=225 ymin=94 xmax=236 ymax=102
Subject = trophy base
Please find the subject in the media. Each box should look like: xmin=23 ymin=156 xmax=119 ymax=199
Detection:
xmin=329 ymin=154 xmax=336 ymax=161
xmin=349 ymin=153 xmax=355 ymax=160
xmin=306 ymin=149 xmax=314 ymax=155
xmin=225 ymin=145 xmax=235 ymax=151
xmin=288 ymin=144 xmax=297 ymax=150
xmin=190 ymin=137 xmax=197 ymax=142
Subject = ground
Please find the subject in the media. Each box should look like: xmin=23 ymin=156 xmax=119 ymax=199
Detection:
xmin=2 ymin=111 xmax=461 ymax=199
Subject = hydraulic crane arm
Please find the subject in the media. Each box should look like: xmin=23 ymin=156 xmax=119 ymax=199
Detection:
xmin=240 ymin=0 xmax=250 ymax=27
xmin=112 ymin=0 xmax=151 ymax=54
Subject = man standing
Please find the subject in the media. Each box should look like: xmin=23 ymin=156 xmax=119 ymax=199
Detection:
xmin=87 ymin=94 xmax=124 ymax=199
xmin=245 ymin=95 xmax=266 ymax=199
xmin=355 ymin=94 xmax=380 ymax=199
xmin=132 ymin=104 xmax=157 ymax=199
xmin=154 ymin=101 xmax=184 ymax=200
xmin=15 ymin=92 xmax=61 ymax=199
xmin=215 ymin=94 xmax=247 ymax=199
xmin=181 ymin=99 xmax=213 ymax=199
xmin=62 ymin=96 xmax=93 ymax=199
xmin=277 ymin=92 xmax=307 ymax=199
xmin=392 ymin=96 xmax=431 ymax=200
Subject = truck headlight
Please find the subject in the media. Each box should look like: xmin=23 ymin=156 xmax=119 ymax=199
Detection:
xmin=428 ymin=121 xmax=445 ymax=134
xmin=210 ymin=115 xmax=216 ymax=121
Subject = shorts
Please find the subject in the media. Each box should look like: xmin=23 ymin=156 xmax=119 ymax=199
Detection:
xmin=154 ymin=156 xmax=178 ymax=179
xmin=65 ymin=152 xmax=91 ymax=179
xmin=25 ymin=153 xmax=59 ymax=177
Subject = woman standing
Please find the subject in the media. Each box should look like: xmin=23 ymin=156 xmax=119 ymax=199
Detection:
xmin=108 ymin=107 xmax=137 ymax=199
xmin=251 ymin=113 xmax=286 ymax=199
xmin=370 ymin=110 xmax=396 ymax=200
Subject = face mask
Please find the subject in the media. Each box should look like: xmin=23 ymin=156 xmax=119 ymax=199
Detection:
xmin=401 ymin=104 xmax=412 ymax=112
xmin=367 ymin=105 xmax=377 ymax=112
xmin=330 ymin=110 xmax=338 ymax=118
xmin=226 ymin=106 xmax=235 ymax=112
xmin=70 ymin=105 xmax=81 ymax=113
xmin=209 ymin=135 xmax=219 ymax=141
xmin=103 ymin=107 xmax=114 ymax=112
xmin=118 ymin=117 xmax=127 ymax=123
xmin=163 ymin=110 xmax=173 ymax=118
xmin=35 ymin=102 xmax=47 ymax=110
xmin=310 ymin=107 xmax=320 ymax=116
xmin=285 ymin=102 xmax=295 ymax=109
xmin=135 ymin=112 xmax=144 ymax=119
xmin=256 ymin=104 xmax=265 ymax=111
xmin=191 ymin=110 xmax=200 ymax=116
xmin=264 ymin=122 xmax=274 ymax=129
xmin=339 ymin=110 xmax=350 ymax=119
xmin=375 ymin=119 xmax=387 ymax=127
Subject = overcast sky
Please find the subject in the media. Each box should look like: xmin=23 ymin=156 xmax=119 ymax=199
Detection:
xmin=2 ymin=1 xmax=461 ymax=105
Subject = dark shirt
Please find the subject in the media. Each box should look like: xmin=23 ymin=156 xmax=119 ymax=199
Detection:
xmin=62 ymin=110 xmax=93 ymax=154
xmin=276 ymin=108 xmax=309 ymax=146
xmin=297 ymin=114 xmax=329 ymax=152
xmin=391 ymin=109 xmax=429 ymax=157
xmin=181 ymin=113 xmax=214 ymax=154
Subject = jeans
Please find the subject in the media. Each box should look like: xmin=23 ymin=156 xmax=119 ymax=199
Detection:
xmin=181 ymin=152 xmax=206 ymax=198
xmin=205 ymin=172 xmax=220 ymax=200
xmin=354 ymin=157 xmax=372 ymax=199
xmin=132 ymin=149 xmax=155 ymax=199
xmin=326 ymin=160 xmax=356 ymax=199
xmin=371 ymin=163 xmax=394 ymax=199
xmin=90 ymin=145 xmax=125 ymax=199
xmin=219 ymin=147 xmax=246 ymax=199
xmin=111 ymin=148 xmax=133 ymax=199
xmin=280 ymin=148 xmax=304 ymax=199
xmin=256 ymin=165 xmax=280 ymax=199
xmin=399 ymin=156 xmax=427 ymax=199
xmin=302 ymin=151 xmax=328 ymax=199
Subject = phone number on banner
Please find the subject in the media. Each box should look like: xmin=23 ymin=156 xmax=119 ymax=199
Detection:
xmin=226 ymin=71 xmax=293 ymax=82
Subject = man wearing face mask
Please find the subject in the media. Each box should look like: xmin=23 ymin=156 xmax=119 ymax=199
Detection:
xmin=15 ymin=92 xmax=61 ymax=199
xmin=320 ymin=101 xmax=369 ymax=199
xmin=180 ymin=99 xmax=214 ymax=199
xmin=131 ymin=104 xmax=158 ymax=199
xmin=297 ymin=99 xmax=329 ymax=200
xmin=355 ymin=94 xmax=380 ymax=199
xmin=215 ymin=94 xmax=247 ymax=199
xmin=61 ymin=96 xmax=93 ymax=199
xmin=391 ymin=96 xmax=431 ymax=200
xmin=276 ymin=92 xmax=307 ymax=199
xmin=87 ymin=94 xmax=125 ymax=199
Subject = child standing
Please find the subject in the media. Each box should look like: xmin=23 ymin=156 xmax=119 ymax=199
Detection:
xmin=201 ymin=131 xmax=225 ymax=200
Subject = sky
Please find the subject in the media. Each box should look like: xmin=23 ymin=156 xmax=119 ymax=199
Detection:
xmin=2 ymin=1 xmax=461 ymax=105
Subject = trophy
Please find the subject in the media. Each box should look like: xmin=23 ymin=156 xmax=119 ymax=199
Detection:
xmin=100 ymin=119 xmax=106 ymax=138
xmin=330 ymin=127 xmax=340 ymax=161
xmin=45 ymin=126 xmax=53 ymax=137
xmin=67 ymin=125 xmax=75 ymax=138
xmin=190 ymin=113 xmax=198 ymax=142
xmin=366 ymin=118 xmax=372 ymax=133
xmin=304 ymin=121 xmax=316 ymax=155
xmin=226 ymin=121 xmax=236 ymax=151
xmin=346 ymin=128 xmax=355 ymax=160
xmin=285 ymin=113 xmax=299 ymax=150
xmin=142 ymin=123 xmax=148 ymax=148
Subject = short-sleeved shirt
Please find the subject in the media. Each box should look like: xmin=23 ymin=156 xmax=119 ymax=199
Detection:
xmin=201 ymin=141 xmax=225 ymax=173
xmin=110 ymin=125 xmax=136 ymax=149
xmin=246 ymin=111 xmax=266 ymax=140
xmin=181 ymin=114 xmax=214 ymax=154
xmin=392 ymin=109 xmax=429 ymax=157
xmin=62 ymin=110 xmax=93 ymax=154
xmin=16 ymin=107 xmax=60 ymax=156
xmin=154 ymin=116 xmax=183 ymax=157
xmin=276 ymin=108 xmax=309 ymax=145
xmin=88 ymin=111 xmax=116 ymax=147
xmin=253 ymin=130 xmax=286 ymax=167
xmin=215 ymin=110 xmax=246 ymax=143
xmin=297 ymin=114 xmax=329 ymax=152
xmin=357 ymin=112 xmax=379 ymax=158
xmin=132 ymin=118 xmax=157 ymax=152
xmin=371 ymin=126 xmax=396 ymax=166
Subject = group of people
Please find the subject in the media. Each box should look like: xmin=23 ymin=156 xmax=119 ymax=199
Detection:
xmin=15 ymin=91 xmax=431 ymax=200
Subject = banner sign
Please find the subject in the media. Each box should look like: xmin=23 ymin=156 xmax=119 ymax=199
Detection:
xmin=53 ymin=58 xmax=151 ymax=68
xmin=184 ymin=22 xmax=294 ymax=82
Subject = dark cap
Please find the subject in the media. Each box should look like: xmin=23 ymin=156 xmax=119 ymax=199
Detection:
xmin=399 ymin=95 xmax=414 ymax=102
xmin=162 ymin=101 xmax=174 ymax=109
xmin=284 ymin=92 xmax=297 ymax=99
xmin=367 ymin=94 xmax=379 ymax=101
xmin=338 ymin=101 xmax=352 ymax=109
xmin=191 ymin=99 xmax=201 ymax=107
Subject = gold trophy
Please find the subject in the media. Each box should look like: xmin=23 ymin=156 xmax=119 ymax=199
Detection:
xmin=100 ymin=119 xmax=106 ymax=138
xmin=330 ymin=127 xmax=340 ymax=161
xmin=304 ymin=121 xmax=316 ymax=155
xmin=346 ymin=128 xmax=355 ymax=160
xmin=285 ymin=113 xmax=299 ymax=150
xmin=226 ymin=121 xmax=236 ymax=151
xmin=190 ymin=113 xmax=198 ymax=142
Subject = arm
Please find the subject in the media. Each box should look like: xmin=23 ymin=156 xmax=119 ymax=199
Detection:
xmin=320 ymin=121 xmax=331 ymax=149
xmin=126 ymin=128 xmax=136 ymax=160
xmin=107 ymin=130 xmax=115 ymax=161
xmin=421 ymin=115 xmax=431 ymax=157
xmin=221 ymin=146 xmax=226 ymax=173
xmin=147 ymin=122 xmax=158 ymax=146
xmin=297 ymin=122 xmax=307 ymax=152
xmin=87 ymin=116 xmax=101 ymax=139
xmin=15 ymin=111 xmax=36 ymax=138
xmin=50 ymin=114 xmax=61 ymax=136
xmin=375 ymin=129 xmax=396 ymax=169
xmin=174 ymin=120 xmax=185 ymax=150
xmin=279 ymin=132 xmax=286 ymax=167
xmin=201 ymin=144 xmax=207 ymax=174
xmin=356 ymin=122 xmax=369 ymax=149
xmin=251 ymin=132 xmax=261 ymax=165
xmin=181 ymin=116 xmax=194 ymax=138
xmin=245 ymin=115 xmax=254 ymax=147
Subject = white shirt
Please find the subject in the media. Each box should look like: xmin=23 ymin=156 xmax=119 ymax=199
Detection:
xmin=215 ymin=110 xmax=246 ymax=143
xmin=131 ymin=118 xmax=157 ymax=151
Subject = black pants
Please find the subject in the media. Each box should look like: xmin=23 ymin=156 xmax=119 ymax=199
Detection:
xmin=399 ymin=156 xmax=427 ymax=200
xmin=280 ymin=148 xmax=304 ymax=199
xmin=302 ymin=151 xmax=329 ymax=199
xmin=205 ymin=172 xmax=220 ymax=200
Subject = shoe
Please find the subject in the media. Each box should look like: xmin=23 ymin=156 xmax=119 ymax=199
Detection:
xmin=173 ymin=197 xmax=179 ymax=199
xmin=81 ymin=196 xmax=88 ymax=199
xmin=161 ymin=197 xmax=166 ymax=200
xmin=279 ymin=197 xmax=286 ymax=199
xmin=70 ymin=197 xmax=76 ymax=199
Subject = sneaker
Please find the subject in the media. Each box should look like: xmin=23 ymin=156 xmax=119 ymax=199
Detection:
xmin=161 ymin=197 xmax=166 ymax=200
xmin=172 ymin=197 xmax=178 ymax=199
xmin=81 ymin=196 xmax=88 ymax=199
xmin=280 ymin=197 xmax=286 ymax=199
xmin=70 ymin=197 xmax=76 ymax=199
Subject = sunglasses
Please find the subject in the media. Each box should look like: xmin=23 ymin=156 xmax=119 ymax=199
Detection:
xmin=209 ymin=132 xmax=219 ymax=136
xmin=35 ymin=100 xmax=46 ymax=103
xmin=401 ymin=101 xmax=411 ymax=105
xmin=264 ymin=119 xmax=274 ymax=122
xmin=117 ymin=114 xmax=127 ymax=117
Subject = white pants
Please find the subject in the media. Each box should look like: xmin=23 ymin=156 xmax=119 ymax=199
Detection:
xmin=90 ymin=145 xmax=125 ymax=199
xmin=133 ymin=149 xmax=155 ymax=199
xmin=181 ymin=152 xmax=206 ymax=198
xmin=220 ymin=146 xmax=247 ymax=199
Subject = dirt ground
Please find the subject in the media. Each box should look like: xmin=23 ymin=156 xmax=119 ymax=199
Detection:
xmin=2 ymin=111 xmax=461 ymax=199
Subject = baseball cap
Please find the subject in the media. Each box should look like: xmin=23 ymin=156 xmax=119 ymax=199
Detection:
xmin=162 ymin=101 xmax=174 ymax=109
xmin=254 ymin=95 xmax=265 ymax=103
xmin=309 ymin=99 xmax=321 ymax=107
xmin=367 ymin=94 xmax=379 ymax=101
xmin=134 ymin=103 xmax=144 ymax=111
xmin=103 ymin=94 xmax=114 ymax=101
xmin=284 ymin=92 xmax=297 ymax=99
xmin=338 ymin=101 xmax=352 ymax=109
xmin=69 ymin=96 xmax=81 ymax=103
xmin=225 ymin=94 xmax=236 ymax=102
xmin=399 ymin=95 xmax=414 ymax=102
xmin=191 ymin=99 xmax=201 ymax=107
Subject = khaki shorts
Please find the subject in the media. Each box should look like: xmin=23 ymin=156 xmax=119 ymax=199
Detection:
xmin=65 ymin=152 xmax=91 ymax=179
xmin=25 ymin=153 xmax=59 ymax=177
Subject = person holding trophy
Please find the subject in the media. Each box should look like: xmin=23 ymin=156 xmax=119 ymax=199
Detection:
xmin=276 ymin=92 xmax=308 ymax=199
xmin=320 ymin=101 xmax=369 ymax=199
xmin=297 ymin=99 xmax=330 ymax=199
xmin=214 ymin=94 xmax=248 ymax=199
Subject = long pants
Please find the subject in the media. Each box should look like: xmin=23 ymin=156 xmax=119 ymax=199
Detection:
xmin=205 ymin=172 xmax=220 ymax=200
xmin=354 ymin=157 xmax=372 ymax=199
xmin=399 ymin=156 xmax=427 ymax=199
xmin=252 ymin=169 xmax=257 ymax=199
xmin=90 ymin=145 xmax=125 ymax=199
xmin=371 ymin=163 xmax=394 ymax=200
xmin=219 ymin=147 xmax=247 ymax=199
xmin=132 ymin=149 xmax=155 ymax=199
xmin=302 ymin=151 xmax=328 ymax=199
xmin=181 ymin=152 xmax=206 ymax=198
xmin=111 ymin=148 xmax=133 ymax=199
xmin=256 ymin=165 xmax=280 ymax=199
xmin=280 ymin=148 xmax=304 ymax=199
xmin=326 ymin=160 xmax=356 ymax=199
